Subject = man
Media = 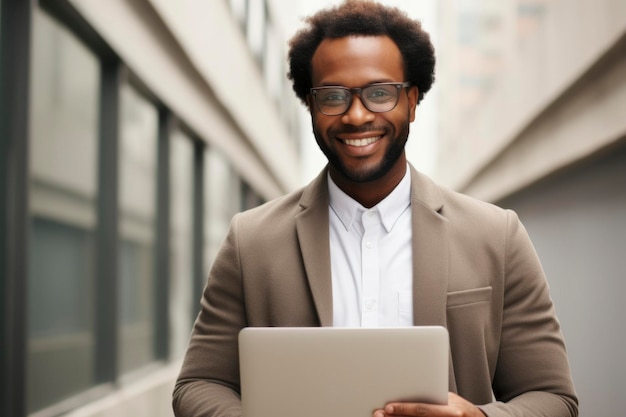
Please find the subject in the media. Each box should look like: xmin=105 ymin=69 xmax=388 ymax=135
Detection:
xmin=173 ymin=1 xmax=578 ymax=416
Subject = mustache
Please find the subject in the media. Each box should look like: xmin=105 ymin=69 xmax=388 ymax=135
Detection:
xmin=328 ymin=124 xmax=389 ymax=136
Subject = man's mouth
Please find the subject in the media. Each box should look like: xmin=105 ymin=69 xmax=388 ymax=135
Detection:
xmin=341 ymin=135 xmax=382 ymax=147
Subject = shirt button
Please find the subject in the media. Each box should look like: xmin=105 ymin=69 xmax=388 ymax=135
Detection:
xmin=364 ymin=300 xmax=377 ymax=311
xmin=365 ymin=241 xmax=374 ymax=249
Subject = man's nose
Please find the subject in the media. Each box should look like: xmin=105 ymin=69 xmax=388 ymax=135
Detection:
xmin=341 ymin=95 xmax=375 ymax=125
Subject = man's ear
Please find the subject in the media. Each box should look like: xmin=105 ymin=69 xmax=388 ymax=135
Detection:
xmin=306 ymin=94 xmax=318 ymax=122
xmin=306 ymin=94 xmax=313 ymax=112
xmin=407 ymin=86 xmax=419 ymax=122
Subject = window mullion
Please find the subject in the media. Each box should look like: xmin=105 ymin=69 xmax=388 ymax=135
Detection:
xmin=95 ymin=59 xmax=122 ymax=384
xmin=192 ymin=141 xmax=205 ymax=322
xmin=155 ymin=109 xmax=172 ymax=360
xmin=0 ymin=0 xmax=32 ymax=415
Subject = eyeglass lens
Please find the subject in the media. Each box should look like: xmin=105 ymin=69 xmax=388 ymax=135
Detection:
xmin=314 ymin=84 xmax=402 ymax=115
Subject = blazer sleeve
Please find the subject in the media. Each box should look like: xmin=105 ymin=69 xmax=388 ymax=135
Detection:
xmin=172 ymin=214 xmax=245 ymax=417
xmin=479 ymin=211 xmax=578 ymax=417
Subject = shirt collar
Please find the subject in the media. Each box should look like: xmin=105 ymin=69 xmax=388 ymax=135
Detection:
xmin=328 ymin=165 xmax=411 ymax=233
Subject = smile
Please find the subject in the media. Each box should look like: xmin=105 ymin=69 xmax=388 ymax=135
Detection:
xmin=341 ymin=136 xmax=382 ymax=147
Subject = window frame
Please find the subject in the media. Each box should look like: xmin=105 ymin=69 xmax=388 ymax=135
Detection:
xmin=0 ymin=0 xmax=32 ymax=415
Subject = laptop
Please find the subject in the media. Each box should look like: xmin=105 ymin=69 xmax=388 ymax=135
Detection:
xmin=239 ymin=326 xmax=449 ymax=417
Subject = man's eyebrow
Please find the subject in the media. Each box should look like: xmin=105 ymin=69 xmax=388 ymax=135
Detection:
xmin=313 ymin=79 xmax=397 ymax=88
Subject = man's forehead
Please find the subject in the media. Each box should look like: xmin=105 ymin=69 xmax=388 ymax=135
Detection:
xmin=310 ymin=35 xmax=405 ymax=85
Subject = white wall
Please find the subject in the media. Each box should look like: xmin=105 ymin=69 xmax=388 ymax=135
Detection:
xmin=499 ymin=142 xmax=626 ymax=417
xmin=436 ymin=0 xmax=626 ymax=200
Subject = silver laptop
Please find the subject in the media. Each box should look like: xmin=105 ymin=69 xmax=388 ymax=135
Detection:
xmin=239 ymin=326 xmax=449 ymax=417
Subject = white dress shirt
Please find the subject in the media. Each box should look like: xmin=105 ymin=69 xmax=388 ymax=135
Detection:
xmin=328 ymin=167 xmax=413 ymax=327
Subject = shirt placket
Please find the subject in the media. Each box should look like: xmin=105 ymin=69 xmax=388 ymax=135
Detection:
xmin=360 ymin=209 xmax=381 ymax=327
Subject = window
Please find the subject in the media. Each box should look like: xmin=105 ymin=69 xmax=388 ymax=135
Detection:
xmin=27 ymin=7 xmax=100 ymax=412
xmin=229 ymin=0 xmax=247 ymax=28
xmin=11 ymin=0 xmax=275 ymax=414
xmin=204 ymin=148 xmax=241 ymax=273
xmin=241 ymin=180 xmax=263 ymax=211
xmin=117 ymin=84 xmax=158 ymax=374
xmin=263 ymin=22 xmax=282 ymax=105
xmin=246 ymin=0 xmax=265 ymax=63
xmin=169 ymin=128 xmax=195 ymax=358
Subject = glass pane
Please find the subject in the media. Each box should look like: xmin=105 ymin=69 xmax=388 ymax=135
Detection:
xmin=263 ymin=23 xmax=282 ymax=103
xmin=27 ymin=8 xmax=99 ymax=412
xmin=169 ymin=129 xmax=194 ymax=359
xmin=246 ymin=0 xmax=265 ymax=60
xmin=118 ymin=84 xmax=158 ymax=374
xmin=204 ymin=148 xmax=241 ymax=276
xmin=229 ymin=0 xmax=247 ymax=26
xmin=241 ymin=180 xmax=263 ymax=211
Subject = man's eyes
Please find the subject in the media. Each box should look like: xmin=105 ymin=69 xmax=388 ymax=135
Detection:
xmin=320 ymin=91 xmax=348 ymax=102
xmin=366 ymin=88 xmax=393 ymax=100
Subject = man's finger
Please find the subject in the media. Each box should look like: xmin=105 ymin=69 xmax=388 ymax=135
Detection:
xmin=384 ymin=402 xmax=432 ymax=416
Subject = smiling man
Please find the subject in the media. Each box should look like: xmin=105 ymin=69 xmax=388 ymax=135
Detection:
xmin=309 ymin=35 xmax=415 ymax=206
xmin=172 ymin=2 xmax=578 ymax=417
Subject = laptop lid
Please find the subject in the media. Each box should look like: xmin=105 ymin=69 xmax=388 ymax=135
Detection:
xmin=239 ymin=326 xmax=449 ymax=417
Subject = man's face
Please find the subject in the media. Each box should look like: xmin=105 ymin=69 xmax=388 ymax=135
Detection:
xmin=308 ymin=35 xmax=418 ymax=184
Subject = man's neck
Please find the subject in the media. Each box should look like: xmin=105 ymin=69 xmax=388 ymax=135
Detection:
xmin=328 ymin=162 xmax=407 ymax=208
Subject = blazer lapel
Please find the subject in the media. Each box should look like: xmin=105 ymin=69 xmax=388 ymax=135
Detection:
xmin=295 ymin=169 xmax=333 ymax=327
xmin=409 ymin=166 xmax=449 ymax=327
xmin=408 ymin=166 xmax=457 ymax=392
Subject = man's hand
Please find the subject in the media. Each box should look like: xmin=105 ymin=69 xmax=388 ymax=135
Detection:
xmin=373 ymin=392 xmax=486 ymax=417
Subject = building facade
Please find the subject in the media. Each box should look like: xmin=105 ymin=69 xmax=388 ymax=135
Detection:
xmin=435 ymin=1 xmax=626 ymax=416
xmin=1 ymin=1 xmax=301 ymax=416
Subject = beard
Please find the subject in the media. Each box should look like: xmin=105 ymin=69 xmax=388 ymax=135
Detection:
xmin=313 ymin=120 xmax=410 ymax=183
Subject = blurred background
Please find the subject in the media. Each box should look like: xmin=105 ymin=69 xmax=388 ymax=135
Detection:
xmin=1 ymin=0 xmax=624 ymax=416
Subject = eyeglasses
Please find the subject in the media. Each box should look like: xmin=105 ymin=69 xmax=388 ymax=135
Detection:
xmin=310 ymin=82 xmax=411 ymax=116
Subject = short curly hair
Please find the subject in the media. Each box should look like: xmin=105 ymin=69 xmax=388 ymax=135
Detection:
xmin=287 ymin=0 xmax=435 ymax=105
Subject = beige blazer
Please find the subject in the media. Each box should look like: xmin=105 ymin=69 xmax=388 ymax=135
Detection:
xmin=173 ymin=165 xmax=578 ymax=417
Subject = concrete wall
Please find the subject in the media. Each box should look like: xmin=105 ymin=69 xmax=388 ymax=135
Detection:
xmin=436 ymin=0 xmax=626 ymax=201
xmin=463 ymin=30 xmax=626 ymax=202
xmin=499 ymin=140 xmax=626 ymax=417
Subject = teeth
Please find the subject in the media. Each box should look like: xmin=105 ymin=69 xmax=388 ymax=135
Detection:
xmin=343 ymin=136 xmax=380 ymax=147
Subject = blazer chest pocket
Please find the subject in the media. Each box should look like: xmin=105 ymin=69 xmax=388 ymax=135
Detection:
xmin=446 ymin=286 xmax=493 ymax=347
xmin=446 ymin=286 xmax=492 ymax=308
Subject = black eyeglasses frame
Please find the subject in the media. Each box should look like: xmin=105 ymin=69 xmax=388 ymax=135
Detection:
xmin=309 ymin=81 xmax=412 ymax=116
